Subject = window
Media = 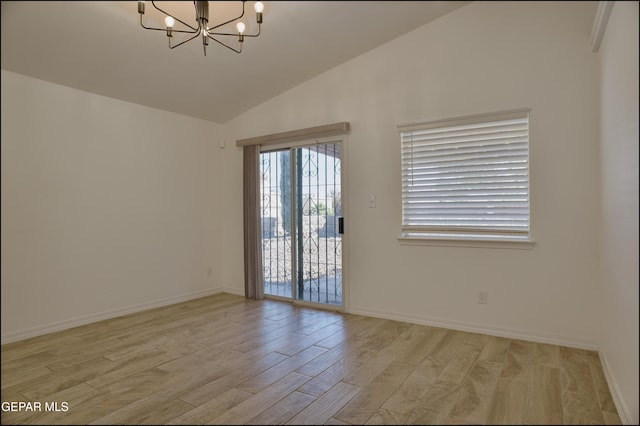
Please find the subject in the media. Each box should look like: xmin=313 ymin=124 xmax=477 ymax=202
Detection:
xmin=399 ymin=109 xmax=531 ymax=242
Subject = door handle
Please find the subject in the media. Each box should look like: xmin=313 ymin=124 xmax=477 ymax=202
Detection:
xmin=338 ymin=217 xmax=344 ymax=234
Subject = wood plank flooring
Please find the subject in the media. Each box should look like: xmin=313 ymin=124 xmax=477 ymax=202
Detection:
xmin=1 ymin=293 xmax=621 ymax=425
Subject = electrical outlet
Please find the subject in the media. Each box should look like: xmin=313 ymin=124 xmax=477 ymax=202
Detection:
xmin=368 ymin=194 xmax=376 ymax=208
xmin=478 ymin=291 xmax=488 ymax=304
xmin=207 ymin=267 xmax=212 ymax=277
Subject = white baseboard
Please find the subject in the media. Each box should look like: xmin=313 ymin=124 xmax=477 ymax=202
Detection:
xmin=599 ymin=350 xmax=634 ymax=425
xmin=219 ymin=286 xmax=245 ymax=297
xmin=1 ymin=287 xmax=223 ymax=345
xmin=347 ymin=305 xmax=598 ymax=351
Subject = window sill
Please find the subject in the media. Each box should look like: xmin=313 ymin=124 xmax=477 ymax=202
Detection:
xmin=397 ymin=233 xmax=535 ymax=250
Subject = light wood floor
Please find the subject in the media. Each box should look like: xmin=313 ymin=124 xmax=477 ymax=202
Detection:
xmin=1 ymin=293 xmax=620 ymax=425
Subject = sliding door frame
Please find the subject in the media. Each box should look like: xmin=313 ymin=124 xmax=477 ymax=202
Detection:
xmin=260 ymin=135 xmax=349 ymax=313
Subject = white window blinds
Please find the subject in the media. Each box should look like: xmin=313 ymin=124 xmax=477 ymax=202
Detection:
xmin=399 ymin=110 xmax=530 ymax=239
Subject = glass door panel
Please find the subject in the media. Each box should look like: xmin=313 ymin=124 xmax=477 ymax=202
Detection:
xmin=260 ymin=150 xmax=292 ymax=299
xmin=260 ymin=142 xmax=343 ymax=308
xmin=293 ymin=143 xmax=342 ymax=306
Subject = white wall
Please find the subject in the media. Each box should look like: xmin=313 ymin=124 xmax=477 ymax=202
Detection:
xmin=223 ymin=2 xmax=601 ymax=347
xmin=596 ymin=2 xmax=639 ymax=423
xmin=1 ymin=70 xmax=224 ymax=342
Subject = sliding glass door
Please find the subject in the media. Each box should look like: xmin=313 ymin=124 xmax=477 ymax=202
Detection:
xmin=260 ymin=149 xmax=293 ymax=299
xmin=260 ymin=141 xmax=343 ymax=308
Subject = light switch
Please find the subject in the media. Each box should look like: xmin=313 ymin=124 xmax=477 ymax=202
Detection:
xmin=368 ymin=194 xmax=376 ymax=208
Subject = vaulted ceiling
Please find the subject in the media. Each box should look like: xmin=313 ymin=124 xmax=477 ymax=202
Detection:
xmin=1 ymin=1 xmax=469 ymax=123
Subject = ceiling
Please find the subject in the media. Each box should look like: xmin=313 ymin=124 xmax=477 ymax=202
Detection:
xmin=1 ymin=1 xmax=469 ymax=123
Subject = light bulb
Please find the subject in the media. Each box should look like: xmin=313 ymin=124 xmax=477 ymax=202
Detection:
xmin=164 ymin=16 xmax=174 ymax=27
xmin=254 ymin=2 xmax=264 ymax=13
xmin=236 ymin=22 xmax=246 ymax=34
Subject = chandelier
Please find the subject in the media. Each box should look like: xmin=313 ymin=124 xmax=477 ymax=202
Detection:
xmin=137 ymin=1 xmax=264 ymax=56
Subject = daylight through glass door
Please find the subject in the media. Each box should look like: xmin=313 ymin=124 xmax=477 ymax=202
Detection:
xmin=260 ymin=142 xmax=343 ymax=307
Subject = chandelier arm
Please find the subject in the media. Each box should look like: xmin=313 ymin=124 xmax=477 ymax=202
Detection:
xmin=207 ymin=1 xmax=246 ymax=31
xmin=140 ymin=15 xmax=163 ymax=31
xmin=169 ymin=31 xmax=202 ymax=49
xmin=141 ymin=23 xmax=199 ymax=34
xmin=140 ymin=14 xmax=198 ymax=34
xmin=140 ymin=14 xmax=174 ymax=31
xmin=151 ymin=1 xmax=198 ymax=32
xmin=208 ymin=36 xmax=242 ymax=54
xmin=166 ymin=28 xmax=200 ymax=34
xmin=210 ymin=24 xmax=261 ymax=38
